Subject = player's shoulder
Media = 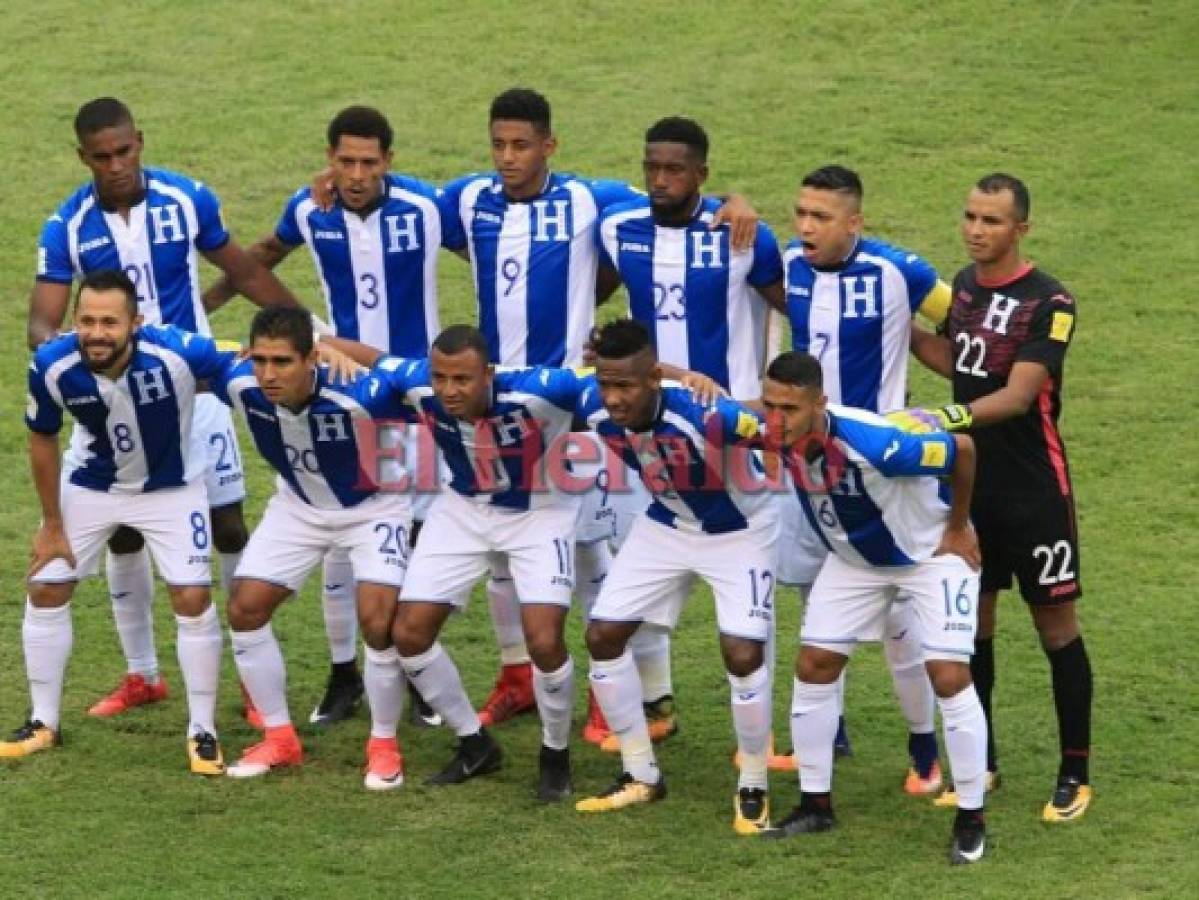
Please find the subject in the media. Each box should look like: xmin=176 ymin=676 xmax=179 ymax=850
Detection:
xmin=783 ymin=237 xmax=810 ymax=267
xmin=137 ymin=323 xmax=203 ymax=353
xmin=32 ymin=332 xmax=81 ymax=371
xmin=1022 ymin=266 xmax=1075 ymax=305
xmin=498 ymin=364 xmax=574 ymax=395
xmin=385 ymin=173 xmax=440 ymax=203
xmin=828 ymin=403 xmax=897 ymax=451
xmin=48 ymin=181 xmax=99 ymax=221
xmin=443 ymin=171 xmax=494 ymax=195
xmin=598 ymin=195 xmax=651 ymax=222
xmin=144 ymin=166 xmax=212 ymax=198
xmin=858 ymin=236 xmax=933 ymax=272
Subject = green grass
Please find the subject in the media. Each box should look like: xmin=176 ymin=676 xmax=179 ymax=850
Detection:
xmin=1 ymin=0 xmax=1197 ymax=896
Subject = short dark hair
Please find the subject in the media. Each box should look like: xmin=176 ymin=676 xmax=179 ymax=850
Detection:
xmin=645 ymin=116 xmax=709 ymax=162
xmin=593 ymin=319 xmax=654 ymax=361
xmin=327 ymin=105 xmax=393 ymax=152
xmin=432 ymin=324 xmax=490 ymax=358
xmin=489 ymin=88 xmax=552 ymax=134
xmin=801 ymin=165 xmax=863 ymax=204
xmin=975 ymin=172 xmax=1030 ymax=222
xmin=249 ymin=307 xmax=314 ymax=356
xmin=74 ymin=97 xmax=134 ymax=140
xmin=766 ymin=351 xmax=823 ymax=390
xmin=76 ymin=269 xmax=138 ymax=317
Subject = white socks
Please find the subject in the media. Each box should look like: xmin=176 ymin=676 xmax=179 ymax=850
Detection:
xmin=589 ymin=652 xmax=659 ymax=785
xmin=231 ymin=624 xmax=291 ymax=728
xmin=486 ymin=573 xmax=530 ymax=666
xmin=365 ymin=645 xmax=405 ymax=739
xmin=106 ymin=548 xmax=157 ymax=681
xmin=630 ymin=625 xmax=672 ymax=703
xmin=790 ymin=677 xmax=840 ymax=793
xmin=322 ymin=554 xmax=358 ymax=665
xmin=399 ymin=643 xmax=480 ymax=737
xmin=175 ymin=605 xmax=222 ymax=736
xmin=885 ymin=602 xmax=936 ymax=734
xmin=938 ymin=684 xmax=989 ymax=810
xmin=729 ymin=665 xmax=771 ymax=790
xmin=533 ymin=658 xmax=575 ymax=750
xmin=23 ymin=601 xmax=73 ymax=731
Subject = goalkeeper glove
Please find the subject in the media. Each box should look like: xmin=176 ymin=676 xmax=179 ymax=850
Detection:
xmin=886 ymin=404 xmax=973 ymax=434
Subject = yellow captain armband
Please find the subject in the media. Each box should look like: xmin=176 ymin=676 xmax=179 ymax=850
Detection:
xmin=916 ymin=280 xmax=952 ymax=327
xmin=572 ymin=366 xmax=596 ymax=377
xmin=214 ymin=339 xmax=242 ymax=353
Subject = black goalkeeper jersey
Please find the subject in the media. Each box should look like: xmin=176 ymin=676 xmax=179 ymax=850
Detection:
xmin=945 ymin=263 xmax=1077 ymax=497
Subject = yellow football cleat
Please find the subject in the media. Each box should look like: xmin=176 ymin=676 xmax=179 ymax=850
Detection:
xmin=576 ymin=772 xmax=666 ymax=813
xmin=933 ymin=770 xmax=1000 ymax=807
xmin=0 ymin=720 xmax=60 ymax=758
xmin=733 ymin=788 xmax=770 ymax=835
xmin=1042 ymin=777 xmax=1092 ymax=823
xmin=188 ymin=731 xmax=225 ymax=776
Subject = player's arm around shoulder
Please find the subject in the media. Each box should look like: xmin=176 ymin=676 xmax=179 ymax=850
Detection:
xmin=935 ymin=433 xmax=980 ymax=570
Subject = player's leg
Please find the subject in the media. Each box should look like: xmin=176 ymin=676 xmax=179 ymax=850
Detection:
xmin=312 ymin=548 xmax=364 ymax=726
xmin=576 ymin=516 xmax=686 ymax=813
xmin=884 ymin=599 xmax=943 ymax=795
xmin=575 ymin=538 xmax=613 ymax=745
xmin=91 ymin=527 xmax=167 ymax=717
xmin=394 ymin=491 xmax=499 ymax=784
xmin=479 ymin=555 xmax=535 ymax=727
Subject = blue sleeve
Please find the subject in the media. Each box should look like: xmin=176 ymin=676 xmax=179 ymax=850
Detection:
xmin=363 ymin=356 xmax=429 ymax=417
xmin=855 ymin=421 xmax=957 ymax=477
xmin=25 ymin=357 xmax=64 ymax=435
xmin=532 ymin=366 xmax=586 ymax=413
xmin=192 ymin=181 xmax=231 ymax=252
xmin=715 ymin=397 xmax=766 ymax=443
xmin=159 ymin=326 xmax=240 ymax=382
xmin=37 ymin=214 xmax=75 ymax=283
xmin=274 ymin=190 xmax=306 ymax=247
xmin=574 ymin=374 xmax=603 ymax=421
xmin=896 ymin=250 xmax=938 ymax=313
xmin=208 ymin=357 xmax=253 ymax=407
xmin=585 ymin=179 xmax=642 ymax=213
xmin=434 ymin=186 xmax=467 ymax=251
xmin=747 ymin=223 xmax=784 ymax=288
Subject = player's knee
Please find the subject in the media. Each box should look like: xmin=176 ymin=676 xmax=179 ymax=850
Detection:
xmin=526 ymin=632 xmax=568 ymax=671
xmin=926 ymin=659 xmax=972 ymax=698
xmin=391 ymin=616 xmax=434 ymax=658
xmin=585 ymin=621 xmax=629 ymax=661
xmin=720 ymin=638 xmax=764 ymax=678
xmin=28 ymin=582 xmax=73 ymax=608
xmin=227 ymin=584 xmax=272 ymax=632
xmin=107 ymin=525 xmax=145 ymax=554
xmin=169 ymin=585 xmax=211 ymax=618
xmin=798 ymin=646 xmax=844 ymax=684
xmin=210 ymin=505 xmax=248 ymax=553
xmin=1034 ymin=608 xmax=1079 ymax=652
xmin=358 ymin=605 xmax=395 ymax=651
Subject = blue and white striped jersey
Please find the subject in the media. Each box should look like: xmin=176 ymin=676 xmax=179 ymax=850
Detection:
xmin=579 ymin=382 xmax=773 ymax=534
xmin=275 ymin=174 xmax=463 ymax=357
xmin=441 ymin=172 xmax=640 ymax=367
xmin=370 ymin=358 xmax=584 ymax=512
xmin=785 ymin=236 xmax=937 ymax=412
xmin=37 ymin=168 xmax=231 ymax=335
xmin=26 ymin=325 xmax=236 ymax=493
xmin=598 ymin=195 xmax=783 ymax=400
xmin=209 ymin=358 xmax=409 ymax=510
xmin=789 ymin=405 xmax=957 ymax=568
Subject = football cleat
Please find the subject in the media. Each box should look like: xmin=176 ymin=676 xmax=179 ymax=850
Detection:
xmin=581 ymin=689 xmax=611 ymax=746
xmin=600 ymin=695 xmax=678 ymax=753
xmin=904 ymin=760 xmax=944 ymax=796
xmin=226 ymin=726 xmax=303 ymax=778
xmin=933 ymin=770 xmax=1001 ymax=808
xmin=0 ymin=720 xmax=60 ymax=758
xmin=477 ymin=663 xmax=536 ymax=728
xmin=537 ymin=745 xmax=572 ymax=802
xmin=87 ymin=673 xmax=168 ymax=718
xmin=1042 ymin=776 xmax=1092 ymax=823
xmin=363 ymin=736 xmax=405 ymax=791
xmin=733 ymin=787 xmax=771 ymax=835
xmin=240 ymin=682 xmax=264 ymax=731
xmin=309 ymin=664 xmax=364 ymax=726
xmin=576 ymin=772 xmax=666 ymax=813
xmin=950 ymin=810 xmax=987 ymax=865
xmin=188 ymin=731 xmax=225 ymax=776
xmin=734 ymin=735 xmax=798 ymax=772
xmin=408 ymin=683 xmax=442 ymax=728
xmin=761 ymin=797 xmax=836 ymax=839
xmin=425 ymin=728 xmax=502 ymax=786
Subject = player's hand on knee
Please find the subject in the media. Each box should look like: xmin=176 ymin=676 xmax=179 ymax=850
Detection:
xmin=934 ymin=523 xmax=981 ymax=571
xmin=28 ymin=523 xmax=75 ymax=577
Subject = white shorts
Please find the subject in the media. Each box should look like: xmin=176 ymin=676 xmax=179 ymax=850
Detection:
xmin=193 ymin=393 xmax=246 ymax=508
xmin=32 ymin=480 xmax=212 ymax=586
xmin=236 ymin=487 xmax=413 ymax=592
xmin=591 ymin=512 xmax=780 ymax=642
xmin=401 ymin=489 xmax=578 ymax=608
xmin=608 ymin=469 xmax=652 ymax=552
xmin=801 ymin=552 xmax=980 ymax=662
xmin=777 ymin=481 xmax=828 ymax=586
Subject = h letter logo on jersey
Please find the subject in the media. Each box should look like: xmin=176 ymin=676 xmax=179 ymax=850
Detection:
xmin=690 ymin=231 xmax=724 ymax=269
xmin=385 ymin=213 xmax=421 ymax=253
xmin=312 ymin=413 xmax=350 ymax=443
xmin=532 ymin=200 xmax=570 ymax=242
xmin=983 ymin=292 xmax=1020 ymax=334
xmin=131 ymin=367 xmax=171 ymax=405
xmin=149 ymin=204 xmax=186 ymax=245
xmin=842 ymin=276 xmax=879 ymax=319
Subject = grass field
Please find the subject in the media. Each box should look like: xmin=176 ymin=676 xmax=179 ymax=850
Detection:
xmin=1 ymin=1 xmax=1197 ymax=896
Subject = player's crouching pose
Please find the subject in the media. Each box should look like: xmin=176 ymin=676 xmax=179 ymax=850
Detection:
xmin=209 ymin=308 xmax=413 ymax=790
xmin=572 ymin=320 xmax=779 ymax=835
xmin=757 ymin=352 xmax=989 ymax=865
xmin=4 ymin=270 xmax=229 ymax=774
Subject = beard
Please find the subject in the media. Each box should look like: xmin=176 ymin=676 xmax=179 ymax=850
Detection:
xmin=82 ymin=339 xmax=127 ymax=372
